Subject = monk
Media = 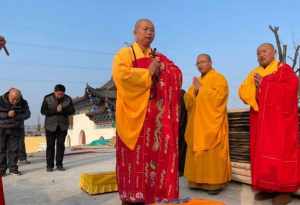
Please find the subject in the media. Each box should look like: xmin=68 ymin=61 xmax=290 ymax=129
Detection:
xmin=239 ymin=43 xmax=300 ymax=205
xmin=112 ymin=19 xmax=182 ymax=205
xmin=184 ymin=54 xmax=231 ymax=194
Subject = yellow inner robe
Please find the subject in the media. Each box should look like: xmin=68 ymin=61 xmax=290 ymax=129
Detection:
xmin=184 ymin=69 xmax=231 ymax=186
xmin=239 ymin=60 xmax=278 ymax=111
xmin=112 ymin=42 xmax=152 ymax=150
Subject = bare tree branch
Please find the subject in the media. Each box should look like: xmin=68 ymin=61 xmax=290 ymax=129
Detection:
xmin=269 ymin=25 xmax=283 ymax=62
xmin=282 ymin=45 xmax=287 ymax=63
xmin=292 ymin=45 xmax=300 ymax=69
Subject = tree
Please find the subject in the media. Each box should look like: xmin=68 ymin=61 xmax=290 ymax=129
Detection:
xmin=269 ymin=25 xmax=300 ymax=96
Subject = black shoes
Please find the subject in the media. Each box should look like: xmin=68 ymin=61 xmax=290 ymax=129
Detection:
xmin=56 ymin=166 xmax=66 ymax=171
xmin=0 ymin=170 xmax=6 ymax=177
xmin=9 ymin=170 xmax=22 ymax=176
xmin=47 ymin=166 xmax=66 ymax=172
xmin=19 ymin=160 xmax=31 ymax=165
xmin=46 ymin=167 xmax=54 ymax=172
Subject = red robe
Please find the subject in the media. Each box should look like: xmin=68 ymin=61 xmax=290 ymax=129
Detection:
xmin=116 ymin=53 xmax=182 ymax=203
xmin=250 ymin=63 xmax=300 ymax=192
xmin=0 ymin=177 xmax=4 ymax=205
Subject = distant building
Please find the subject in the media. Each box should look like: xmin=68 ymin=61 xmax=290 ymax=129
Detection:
xmin=67 ymin=79 xmax=116 ymax=146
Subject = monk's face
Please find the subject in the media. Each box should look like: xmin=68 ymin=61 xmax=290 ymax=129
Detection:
xmin=196 ymin=55 xmax=212 ymax=75
xmin=257 ymin=45 xmax=276 ymax=67
xmin=134 ymin=21 xmax=155 ymax=48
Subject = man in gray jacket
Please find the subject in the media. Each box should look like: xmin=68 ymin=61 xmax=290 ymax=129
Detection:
xmin=0 ymin=88 xmax=31 ymax=176
xmin=41 ymin=84 xmax=75 ymax=172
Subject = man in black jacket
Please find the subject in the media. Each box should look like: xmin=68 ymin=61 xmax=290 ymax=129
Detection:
xmin=41 ymin=84 xmax=75 ymax=172
xmin=0 ymin=88 xmax=31 ymax=176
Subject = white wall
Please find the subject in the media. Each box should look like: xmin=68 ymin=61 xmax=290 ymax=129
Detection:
xmin=67 ymin=113 xmax=116 ymax=146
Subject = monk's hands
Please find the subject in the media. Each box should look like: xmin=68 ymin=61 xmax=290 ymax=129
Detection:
xmin=193 ymin=77 xmax=201 ymax=95
xmin=254 ymin=73 xmax=262 ymax=88
xmin=0 ymin=36 xmax=6 ymax=49
xmin=149 ymin=57 xmax=162 ymax=77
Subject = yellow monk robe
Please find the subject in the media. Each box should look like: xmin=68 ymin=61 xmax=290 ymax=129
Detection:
xmin=112 ymin=42 xmax=152 ymax=150
xmin=184 ymin=69 xmax=231 ymax=188
xmin=239 ymin=60 xmax=278 ymax=111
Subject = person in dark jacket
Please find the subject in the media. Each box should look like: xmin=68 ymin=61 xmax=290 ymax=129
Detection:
xmin=41 ymin=84 xmax=75 ymax=172
xmin=17 ymin=93 xmax=31 ymax=165
xmin=179 ymin=89 xmax=187 ymax=176
xmin=18 ymin=125 xmax=30 ymax=165
xmin=0 ymin=88 xmax=31 ymax=176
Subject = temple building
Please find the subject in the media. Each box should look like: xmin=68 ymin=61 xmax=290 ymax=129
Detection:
xmin=67 ymin=79 xmax=116 ymax=146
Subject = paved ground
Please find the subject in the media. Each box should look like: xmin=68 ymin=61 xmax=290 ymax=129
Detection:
xmin=3 ymin=149 xmax=300 ymax=205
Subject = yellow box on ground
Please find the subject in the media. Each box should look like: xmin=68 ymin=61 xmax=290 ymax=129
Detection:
xmin=80 ymin=171 xmax=118 ymax=195
xmin=25 ymin=136 xmax=46 ymax=153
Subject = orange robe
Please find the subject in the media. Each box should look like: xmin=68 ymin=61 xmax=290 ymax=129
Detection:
xmin=184 ymin=69 xmax=231 ymax=188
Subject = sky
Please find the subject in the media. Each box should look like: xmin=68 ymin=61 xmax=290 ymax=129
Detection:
xmin=1 ymin=0 xmax=300 ymax=125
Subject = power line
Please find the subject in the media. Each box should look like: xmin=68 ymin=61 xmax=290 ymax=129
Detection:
xmin=9 ymin=41 xmax=116 ymax=56
xmin=0 ymin=78 xmax=100 ymax=85
xmin=0 ymin=61 xmax=112 ymax=71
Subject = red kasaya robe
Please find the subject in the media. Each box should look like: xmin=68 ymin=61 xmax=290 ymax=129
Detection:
xmin=250 ymin=63 xmax=300 ymax=192
xmin=115 ymin=48 xmax=182 ymax=204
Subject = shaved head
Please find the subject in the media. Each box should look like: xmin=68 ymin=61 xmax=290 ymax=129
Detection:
xmin=8 ymin=88 xmax=21 ymax=105
xmin=257 ymin=43 xmax=276 ymax=67
xmin=197 ymin=53 xmax=212 ymax=63
xmin=134 ymin=19 xmax=154 ymax=32
xmin=257 ymin=43 xmax=275 ymax=51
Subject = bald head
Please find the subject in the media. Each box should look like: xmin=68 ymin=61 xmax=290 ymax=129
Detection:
xmin=257 ymin=43 xmax=275 ymax=51
xmin=197 ymin=54 xmax=212 ymax=63
xmin=134 ymin=19 xmax=154 ymax=32
xmin=8 ymin=88 xmax=21 ymax=105
xmin=133 ymin=19 xmax=155 ymax=49
xmin=257 ymin=43 xmax=276 ymax=67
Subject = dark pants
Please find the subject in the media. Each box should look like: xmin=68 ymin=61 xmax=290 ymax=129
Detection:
xmin=46 ymin=127 xmax=67 ymax=168
xmin=0 ymin=128 xmax=19 ymax=172
xmin=18 ymin=129 xmax=27 ymax=161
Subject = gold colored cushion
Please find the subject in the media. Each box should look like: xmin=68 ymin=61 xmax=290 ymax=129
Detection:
xmin=80 ymin=171 xmax=118 ymax=195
